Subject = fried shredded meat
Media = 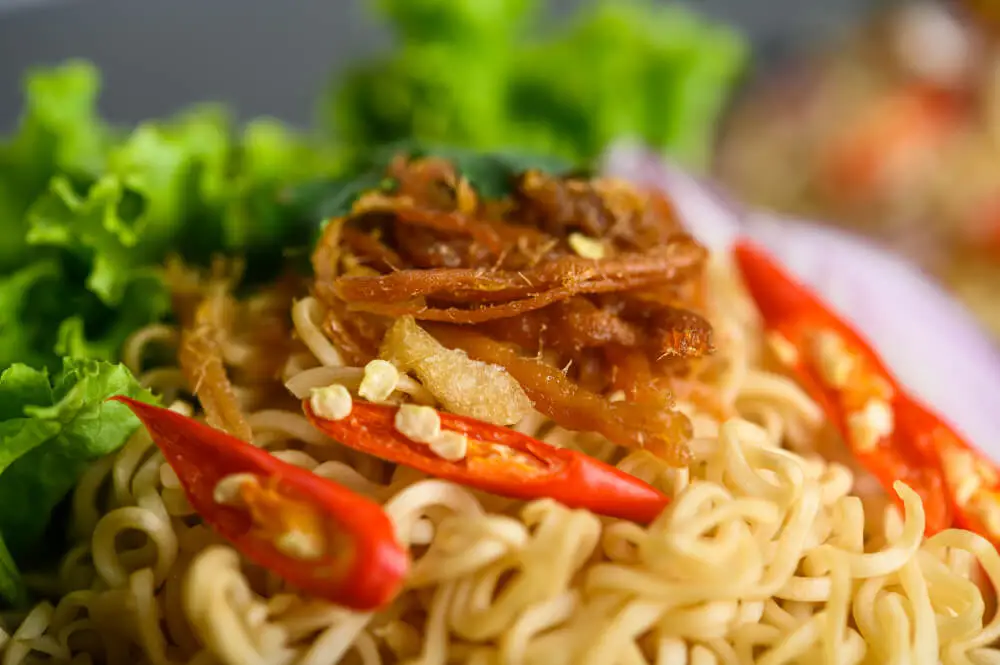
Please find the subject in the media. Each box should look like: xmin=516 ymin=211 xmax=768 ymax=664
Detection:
xmin=179 ymin=287 xmax=254 ymax=442
xmin=428 ymin=324 xmax=693 ymax=464
xmin=174 ymin=259 xmax=298 ymax=441
xmin=310 ymin=156 xmax=714 ymax=465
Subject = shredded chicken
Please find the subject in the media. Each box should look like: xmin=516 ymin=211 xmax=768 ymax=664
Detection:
xmin=310 ymin=156 xmax=714 ymax=465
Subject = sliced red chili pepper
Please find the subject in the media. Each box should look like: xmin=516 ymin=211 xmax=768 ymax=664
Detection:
xmin=732 ymin=240 xmax=954 ymax=535
xmin=112 ymin=397 xmax=409 ymax=611
xmin=302 ymin=401 xmax=670 ymax=524
xmin=894 ymin=394 xmax=1000 ymax=546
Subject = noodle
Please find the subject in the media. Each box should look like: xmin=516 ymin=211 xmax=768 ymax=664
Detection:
xmin=2 ymin=253 xmax=999 ymax=665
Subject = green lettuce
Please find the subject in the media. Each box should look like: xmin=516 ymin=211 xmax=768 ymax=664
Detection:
xmin=0 ymin=359 xmax=155 ymax=606
xmin=0 ymin=62 xmax=340 ymax=374
xmin=0 ymin=62 xmax=107 ymax=275
xmin=327 ymin=0 xmax=746 ymax=171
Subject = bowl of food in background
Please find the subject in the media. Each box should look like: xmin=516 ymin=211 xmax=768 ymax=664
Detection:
xmin=718 ymin=0 xmax=1000 ymax=338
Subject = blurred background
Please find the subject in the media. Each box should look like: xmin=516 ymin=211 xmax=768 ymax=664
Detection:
xmin=0 ymin=0 xmax=872 ymax=129
xmin=4 ymin=0 xmax=1000 ymax=356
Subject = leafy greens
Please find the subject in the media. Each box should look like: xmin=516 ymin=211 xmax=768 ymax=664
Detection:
xmin=0 ymin=61 xmax=339 ymax=374
xmin=327 ymin=0 xmax=746 ymax=171
xmin=0 ymin=358 xmax=155 ymax=605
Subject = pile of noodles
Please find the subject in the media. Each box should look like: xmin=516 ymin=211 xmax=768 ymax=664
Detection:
xmin=2 ymin=253 xmax=1000 ymax=665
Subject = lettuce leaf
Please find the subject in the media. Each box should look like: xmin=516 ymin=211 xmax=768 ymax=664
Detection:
xmin=328 ymin=0 xmax=746 ymax=171
xmin=0 ymin=63 xmax=340 ymax=373
xmin=0 ymin=61 xmax=106 ymax=276
xmin=0 ymin=359 xmax=154 ymax=606
xmin=0 ymin=261 xmax=65 ymax=371
xmin=509 ymin=2 xmax=747 ymax=170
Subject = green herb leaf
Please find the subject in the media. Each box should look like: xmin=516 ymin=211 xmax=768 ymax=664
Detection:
xmin=0 ymin=61 xmax=107 ymax=275
xmin=374 ymin=0 xmax=535 ymax=43
xmin=385 ymin=143 xmax=575 ymax=199
xmin=296 ymin=143 xmax=575 ymax=225
xmin=0 ymin=539 xmax=24 ymax=609
xmin=26 ymin=174 xmax=146 ymax=306
xmin=330 ymin=0 xmax=746 ymax=171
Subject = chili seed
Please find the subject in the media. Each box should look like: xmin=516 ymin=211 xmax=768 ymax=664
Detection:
xmin=766 ymin=332 xmax=799 ymax=366
xmin=812 ymin=330 xmax=855 ymax=388
xmin=428 ymin=431 xmax=468 ymax=462
xmin=359 ymin=359 xmax=400 ymax=402
xmin=275 ymin=530 xmax=324 ymax=561
xmin=394 ymin=404 xmax=442 ymax=443
xmin=311 ymin=384 xmax=353 ymax=421
xmin=846 ymin=399 xmax=894 ymax=452
xmin=213 ymin=473 xmax=260 ymax=506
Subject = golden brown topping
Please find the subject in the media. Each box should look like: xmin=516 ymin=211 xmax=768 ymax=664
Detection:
xmin=428 ymin=325 xmax=693 ymax=465
xmin=179 ymin=289 xmax=254 ymax=442
xmin=310 ymin=156 xmax=713 ymax=463
xmin=172 ymin=258 xmax=299 ymax=438
xmin=568 ymin=232 xmax=606 ymax=259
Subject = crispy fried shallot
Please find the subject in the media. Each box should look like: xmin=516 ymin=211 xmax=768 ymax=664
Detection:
xmin=310 ymin=156 xmax=713 ymax=465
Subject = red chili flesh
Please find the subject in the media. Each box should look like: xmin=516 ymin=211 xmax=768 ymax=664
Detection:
xmin=303 ymin=401 xmax=671 ymax=524
xmin=113 ymin=397 xmax=409 ymax=611
xmin=733 ymin=240 xmax=960 ymax=535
